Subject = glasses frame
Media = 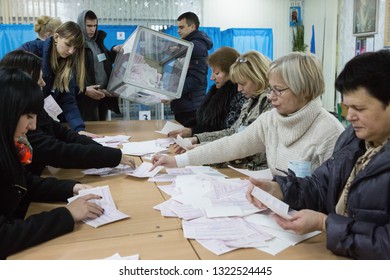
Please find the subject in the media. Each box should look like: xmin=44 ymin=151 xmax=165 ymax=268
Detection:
xmin=268 ymin=87 xmax=290 ymax=97
xmin=236 ymin=56 xmax=248 ymax=63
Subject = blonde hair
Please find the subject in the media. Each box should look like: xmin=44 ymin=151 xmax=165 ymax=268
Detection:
xmin=230 ymin=51 xmax=270 ymax=95
xmin=267 ymin=52 xmax=324 ymax=100
xmin=51 ymin=21 xmax=85 ymax=93
xmin=34 ymin=15 xmax=62 ymax=40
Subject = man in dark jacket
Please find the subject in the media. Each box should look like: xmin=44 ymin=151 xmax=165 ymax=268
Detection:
xmin=170 ymin=12 xmax=213 ymax=127
xmin=77 ymin=10 xmax=121 ymax=121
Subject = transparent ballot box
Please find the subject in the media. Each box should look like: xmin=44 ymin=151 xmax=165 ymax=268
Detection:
xmin=107 ymin=26 xmax=194 ymax=106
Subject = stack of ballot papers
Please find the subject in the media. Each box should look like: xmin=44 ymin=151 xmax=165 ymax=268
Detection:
xmin=82 ymin=164 xmax=134 ymax=177
xmin=149 ymin=166 xmax=226 ymax=182
xmin=153 ymin=173 xmax=321 ymax=256
xmin=68 ymin=185 xmax=129 ymax=228
xmin=121 ymin=140 xmax=168 ymax=156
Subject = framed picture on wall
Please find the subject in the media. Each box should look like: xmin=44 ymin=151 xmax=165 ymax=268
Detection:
xmin=289 ymin=6 xmax=302 ymax=27
xmin=355 ymin=36 xmax=375 ymax=56
xmin=353 ymin=0 xmax=378 ymax=36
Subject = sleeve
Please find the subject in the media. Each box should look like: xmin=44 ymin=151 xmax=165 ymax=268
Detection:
xmin=27 ymin=127 xmax=122 ymax=170
xmin=0 ymin=207 xmax=74 ymax=259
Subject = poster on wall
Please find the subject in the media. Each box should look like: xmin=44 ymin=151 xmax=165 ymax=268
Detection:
xmin=385 ymin=0 xmax=390 ymax=46
xmin=355 ymin=36 xmax=374 ymax=56
xmin=353 ymin=0 xmax=378 ymax=36
xmin=290 ymin=6 xmax=302 ymax=26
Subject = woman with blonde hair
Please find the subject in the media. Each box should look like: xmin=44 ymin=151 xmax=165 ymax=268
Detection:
xmin=21 ymin=21 xmax=88 ymax=133
xmin=34 ymin=15 xmax=62 ymax=41
xmin=152 ymin=52 xmax=345 ymax=175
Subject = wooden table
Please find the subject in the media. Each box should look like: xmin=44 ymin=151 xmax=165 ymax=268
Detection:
xmin=9 ymin=120 xmax=346 ymax=260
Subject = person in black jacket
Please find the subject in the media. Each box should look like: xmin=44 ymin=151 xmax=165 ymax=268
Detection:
xmin=0 ymin=67 xmax=104 ymax=259
xmin=168 ymin=47 xmax=245 ymax=139
xmin=246 ymin=49 xmax=390 ymax=259
xmin=167 ymin=11 xmax=213 ymax=127
xmin=0 ymin=50 xmax=135 ymax=176
xmin=77 ymin=10 xmax=121 ymax=121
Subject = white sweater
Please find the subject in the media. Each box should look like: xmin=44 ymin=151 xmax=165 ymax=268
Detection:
xmin=176 ymin=97 xmax=345 ymax=176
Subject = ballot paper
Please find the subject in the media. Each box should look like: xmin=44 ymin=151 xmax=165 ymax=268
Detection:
xmin=68 ymin=185 xmax=129 ymax=228
xmin=93 ymin=135 xmax=131 ymax=148
xmin=155 ymin=121 xmax=184 ymax=135
xmin=82 ymin=164 xmax=134 ymax=176
xmin=175 ymin=135 xmax=192 ymax=150
xmin=121 ymin=140 xmax=167 ymax=156
xmin=126 ymin=161 xmax=163 ymax=178
xmin=44 ymin=95 xmax=62 ymax=122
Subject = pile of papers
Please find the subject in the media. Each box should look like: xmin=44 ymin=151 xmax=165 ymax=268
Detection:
xmin=153 ymin=173 xmax=321 ymax=256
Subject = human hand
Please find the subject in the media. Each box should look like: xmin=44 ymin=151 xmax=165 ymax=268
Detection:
xmin=112 ymin=44 xmax=123 ymax=52
xmin=120 ymin=154 xmax=136 ymax=169
xmin=73 ymin=184 xmax=93 ymax=195
xmin=274 ymin=209 xmax=327 ymax=234
xmin=151 ymin=154 xmax=177 ymax=170
xmin=172 ymin=143 xmax=186 ymax=154
xmin=65 ymin=194 xmax=104 ymax=222
xmin=85 ymin=85 xmax=105 ymax=100
xmin=189 ymin=137 xmax=199 ymax=145
xmin=78 ymin=130 xmax=103 ymax=138
xmin=168 ymin=127 xmax=192 ymax=138
xmin=246 ymin=177 xmax=283 ymax=209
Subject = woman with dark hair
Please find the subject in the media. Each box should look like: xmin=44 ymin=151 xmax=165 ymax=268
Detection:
xmin=0 ymin=50 xmax=135 ymax=176
xmin=168 ymin=46 xmax=246 ymax=138
xmin=0 ymin=67 xmax=103 ymax=259
xmin=20 ymin=21 xmax=88 ymax=133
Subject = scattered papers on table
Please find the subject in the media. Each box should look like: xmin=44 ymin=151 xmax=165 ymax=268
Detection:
xmin=126 ymin=161 xmax=163 ymax=178
xmin=155 ymin=121 xmax=184 ymax=135
xmin=93 ymin=135 xmax=131 ymax=148
xmin=68 ymin=185 xmax=129 ymax=228
xmin=121 ymin=140 xmax=167 ymax=156
xmin=82 ymin=164 xmax=134 ymax=176
xmin=228 ymin=165 xmax=273 ymax=180
xmin=155 ymin=137 xmax=176 ymax=148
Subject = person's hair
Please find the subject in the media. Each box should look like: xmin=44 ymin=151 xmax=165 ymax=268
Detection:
xmin=335 ymin=49 xmax=390 ymax=107
xmin=34 ymin=15 xmax=62 ymax=39
xmin=230 ymin=50 xmax=271 ymax=95
xmin=177 ymin=12 xmax=200 ymax=29
xmin=51 ymin=21 xmax=85 ymax=92
xmin=0 ymin=67 xmax=43 ymax=187
xmin=85 ymin=10 xmax=98 ymax=21
xmin=267 ymin=52 xmax=324 ymax=101
xmin=207 ymin=47 xmax=240 ymax=74
xmin=0 ymin=50 xmax=42 ymax=84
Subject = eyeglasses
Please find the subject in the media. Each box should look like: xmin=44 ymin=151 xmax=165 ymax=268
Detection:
xmin=268 ymin=87 xmax=290 ymax=97
xmin=236 ymin=56 xmax=248 ymax=63
xmin=13 ymin=184 xmax=27 ymax=198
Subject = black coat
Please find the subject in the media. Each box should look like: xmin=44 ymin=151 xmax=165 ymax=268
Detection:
xmin=26 ymin=110 xmax=122 ymax=176
xmin=275 ymin=125 xmax=390 ymax=259
xmin=0 ymin=172 xmax=75 ymax=259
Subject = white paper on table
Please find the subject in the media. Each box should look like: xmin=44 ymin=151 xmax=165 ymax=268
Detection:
xmin=203 ymin=205 xmax=243 ymax=218
xmin=175 ymin=135 xmax=192 ymax=150
xmin=156 ymin=184 xmax=178 ymax=196
xmin=228 ymin=165 xmax=273 ymax=180
xmin=44 ymin=95 xmax=62 ymax=122
xmin=196 ymin=239 xmax=238 ymax=256
xmin=256 ymin=238 xmax=292 ymax=256
xmin=155 ymin=121 xmax=184 ymax=135
xmin=155 ymin=137 xmax=176 ymax=148
xmin=121 ymin=140 xmax=167 ymax=156
xmin=148 ymin=174 xmax=177 ymax=182
xmin=93 ymin=135 xmax=131 ymax=145
xmin=127 ymin=162 xmax=163 ymax=178
xmin=82 ymin=164 xmax=134 ymax=176
xmin=251 ymin=186 xmax=292 ymax=220
xmin=68 ymin=185 xmax=129 ymax=228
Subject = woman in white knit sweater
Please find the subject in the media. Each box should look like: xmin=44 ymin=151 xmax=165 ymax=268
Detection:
xmin=152 ymin=52 xmax=345 ymax=176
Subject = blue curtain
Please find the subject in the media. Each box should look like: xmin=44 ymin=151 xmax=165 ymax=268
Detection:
xmin=0 ymin=24 xmax=36 ymax=59
xmin=221 ymin=28 xmax=273 ymax=60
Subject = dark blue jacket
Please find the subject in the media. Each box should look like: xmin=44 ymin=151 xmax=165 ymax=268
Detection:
xmin=274 ymin=125 xmax=390 ymax=259
xmin=171 ymin=30 xmax=213 ymax=114
xmin=20 ymin=38 xmax=86 ymax=132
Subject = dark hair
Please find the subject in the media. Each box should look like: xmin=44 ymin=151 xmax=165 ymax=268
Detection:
xmin=177 ymin=12 xmax=200 ymax=29
xmin=85 ymin=10 xmax=98 ymax=21
xmin=335 ymin=49 xmax=390 ymax=107
xmin=0 ymin=50 xmax=42 ymax=83
xmin=207 ymin=47 xmax=240 ymax=74
xmin=0 ymin=68 xmax=43 ymax=187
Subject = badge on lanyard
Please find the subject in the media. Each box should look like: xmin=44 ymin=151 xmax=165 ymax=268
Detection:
xmin=97 ymin=53 xmax=107 ymax=62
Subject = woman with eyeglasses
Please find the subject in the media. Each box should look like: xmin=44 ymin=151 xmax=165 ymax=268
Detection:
xmin=167 ymin=47 xmax=247 ymax=139
xmin=247 ymin=50 xmax=390 ymax=259
xmin=176 ymin=50 xmax=273 ymax=170
xmin=0 ymin=49 xmax=136 ymax=176
xmin=0 ymin=68 xmax=104 ymax=259
xmin=151 ymin=52 xmax=344 ymax=176
xmin=20 ymin=21 xmax=93 ymax=135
